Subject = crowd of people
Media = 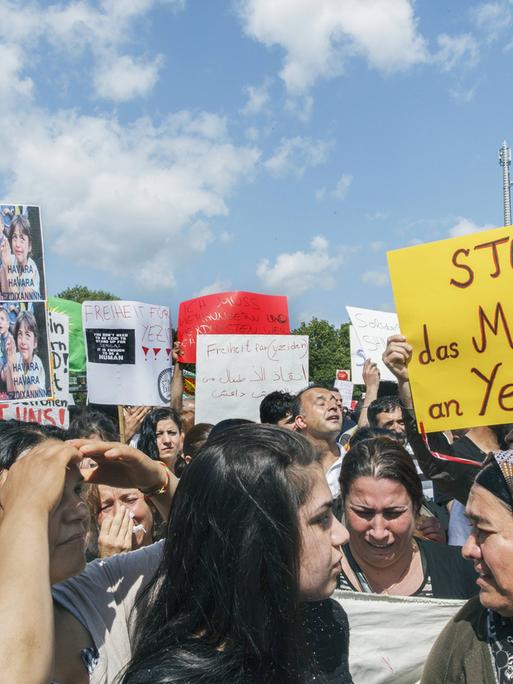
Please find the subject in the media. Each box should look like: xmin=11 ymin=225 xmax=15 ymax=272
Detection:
xmin=1 ymin=334 xmax=513 ymax=683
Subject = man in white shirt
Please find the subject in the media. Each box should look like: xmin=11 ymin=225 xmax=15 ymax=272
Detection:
xmin=293 ymin=385 xmax=343 ymax=498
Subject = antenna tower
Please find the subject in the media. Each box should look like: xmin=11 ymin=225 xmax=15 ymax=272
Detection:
xmin=499 ymin=140 xmax=512 ymax=225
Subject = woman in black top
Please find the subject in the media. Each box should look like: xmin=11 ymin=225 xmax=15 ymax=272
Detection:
xmin=337 ymin=436 xmax=477 ymax=598
xmin=122 ymin=424 xmax=352 ymax=684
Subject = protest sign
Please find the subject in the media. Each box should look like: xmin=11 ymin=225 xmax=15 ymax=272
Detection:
xmin=388 ymin=225 xmax=513 ymax=431
xmin=0 ymin=301 xmax=52 ymax=401
xmin=0 ymin=204 xmax=46 ymax=301
xmin=334 ymin=378 xmax=353 ymax=408
xmin=195 ymin=334 xmax=308 ymax=424
xmin=346 ymin=307 xmax=400 ymax=383
xmin=350 ymin=325 xmax=365 ymax=384
xmin=83 ymin=301 xmax=172 ymax=405
xmin=335 ymin=590 xmax=464 ymax=683
xmin=178 ymin=291 xmax=290 ymax=363
xmin=1 ymin=311 xmax=70 ymax=428
xmin=336 ymin=369 xmax=350 ymax=381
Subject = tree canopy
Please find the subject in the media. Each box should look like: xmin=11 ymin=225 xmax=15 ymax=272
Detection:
xmin=292 ymin=318 xmax=351 ymax=386
xmin=56 ymin=285 xmax=120 ymax=303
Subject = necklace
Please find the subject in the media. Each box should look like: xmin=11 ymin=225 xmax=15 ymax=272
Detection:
xmin=342 ymin=539 xmax=421 ymax=595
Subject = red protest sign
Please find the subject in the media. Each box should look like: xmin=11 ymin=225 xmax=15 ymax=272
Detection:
xmin=336 ymin=370 xmax=350 ymax=381
xmin=177 ymin=291 xmax=290 ymax=363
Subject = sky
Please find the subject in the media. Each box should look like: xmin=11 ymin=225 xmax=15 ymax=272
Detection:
xmin=0 ymin=0 xmax=512 ymax=328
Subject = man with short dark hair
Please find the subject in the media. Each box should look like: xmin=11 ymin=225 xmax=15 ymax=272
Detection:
xmin=293 ymin=385 xmax=343 ymax=498
xmin=367 ymin=395 xmax=405 ymax=434
xmin=259 ymin=391 xmax=296 ymax=429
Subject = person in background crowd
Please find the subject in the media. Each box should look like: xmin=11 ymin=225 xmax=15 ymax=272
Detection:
xmin=69 ymin=407 xmax=119 ymax=442
xmin=5 ymin=308 xmax=47 ymax=399
xmin=85 ymin=483 xmax=164 ymax=559
xmin=356 ymin=358 xmax=381 ymax=429
xmin=180 ymin=397 xmax=195 ymax=435
xmin=422 ymin=450 xmax=513 ymax=683
xmin=293 ymin=385 xmax=344 ymax=499
xmin=259 ymin=390 xmax=296 ymax=428
xmin=120 ymin=424 xmax=351 ymax=684
xmin=69 ymin=407 xmax=168 ymax=559
xmin=367 ymin=395 xmax=406 ymax=434
xmin=338 ymin=437 xmax=477 ymax=598
xmin=174 ymin=422 xmax=212 ymax=477
xmin=138 ymin=407 xmax=184 ymax=470
xmin=0 ymin=214 xmax=41 ymax=300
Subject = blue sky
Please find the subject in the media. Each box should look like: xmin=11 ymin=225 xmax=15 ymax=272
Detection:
xmin=0 ymin=0 xmax=511 ymax=327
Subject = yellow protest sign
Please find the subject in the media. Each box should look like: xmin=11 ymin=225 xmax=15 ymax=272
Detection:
xmin=388 ymin=225 xmax=513 ymax=432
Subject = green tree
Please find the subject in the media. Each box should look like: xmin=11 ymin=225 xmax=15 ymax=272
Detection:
xmin=292 ymin=318 xmax=351 ymax=385
xmin=56 ymin=285 xmax=121 ymax=303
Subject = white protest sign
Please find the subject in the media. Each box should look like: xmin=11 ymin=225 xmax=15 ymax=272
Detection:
xmin=335 ymin=590 xmax=464 ymax=684
xmin=0 ymin=311 xmax=70 ymax=428
xmin=346 ymin=307 xmax=400 ymax=383
xmin=350 ymin=325 xmax=365 ymax=384
xmin=83 ymin=301 xmax=172 ymax=406
xmin=334 ymin=378 xmax=353 ymax=408
xmin=196 ymin=334 xmax=309 ymax=424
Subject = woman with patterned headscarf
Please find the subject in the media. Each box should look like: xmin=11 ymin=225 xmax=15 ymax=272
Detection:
xmin=422 ymin=451 xmax=513 ymax=683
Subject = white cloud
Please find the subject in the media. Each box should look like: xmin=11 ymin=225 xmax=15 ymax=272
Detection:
xmin=448 ymin=216 xmax=495 ymax=237
xmin=361 ymin=269 xmax=389 ymax=286
xmin=448 ymin=84 xmax=477 ymax=103
xmin=241 ymin=78 xmax=272 ymax=115
xmin=94 ymin=53 xmax=164 ymax=102
xmin=237 ymin=0 xmax=428 ymax=95
xmin=265 ymin=136 xmax=331 ymax=177
xmin=196 ymin=279 xmax=232 ymax=296
xmin=433 ymin=34 xmax=479 ymax=71
xmin=332 ymin=173 xmax=352 ymax=199
xmin=472 ymin=2 xmax=513 ymax=41
xmin=256 ymin=235 xmax=343 ymax=296
xmin=315 ymin=187 xmax=327 ymax=201
xmin=0 ymin=106 xmax=260 ymax=291
xmin=0 ymin=0 xmax=181 ymax=101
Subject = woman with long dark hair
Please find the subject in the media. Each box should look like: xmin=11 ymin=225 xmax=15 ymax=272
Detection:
xmin=121 ymin=424 xmax=349 ymax=683
xmin=138 ymin=407 xmax=183 ymax=469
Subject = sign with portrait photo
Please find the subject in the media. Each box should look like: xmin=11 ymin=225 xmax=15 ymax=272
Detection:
xmin=0 ymin=204 xmax=46 ymax=302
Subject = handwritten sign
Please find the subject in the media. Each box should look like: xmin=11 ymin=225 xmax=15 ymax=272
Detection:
xmin=83 ymin=301 xmax=172 ymax=405
xmin=346 ymin=307 xmax=400 ymax=383
xmin=349 ymin=325 xmax=365 ymax=384
xmin=2 ymin=311 xmax=70 ymax=428
xmin=388 ymin=225 xmax=513 ymax=431
xmin=195 ymin=334 xmax=309 ymax=424
xmin=334 ymin=378 xmax=354 ymax=409
xmin=178 ymin=291 xmax=290 ymax=363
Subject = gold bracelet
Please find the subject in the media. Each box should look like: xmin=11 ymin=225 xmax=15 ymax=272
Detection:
xmin=141 ymin=461 xmax=169 ymax=497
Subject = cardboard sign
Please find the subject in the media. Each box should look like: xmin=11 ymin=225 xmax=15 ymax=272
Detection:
xmin=350 ymin=325 xmax=365 ymax=384
xmin=334 ymin=378 xmax=354 ymax=408
xmin=178 ymin=291 xmax=290 ymax=363
xmin=347 ymin=307 xmax=400 ymax=383
xmin=0 ymin=204 xmax=47 ymax=301
xmin=83 ymin=301 xmax=172 ymax=405
xmin=195 ymin=334 xmax=308 ymax=424
xmin=1 ymin=311 xmax=70 ymax=428
xmin=388 ymin=225 xmax=513 ymax=431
